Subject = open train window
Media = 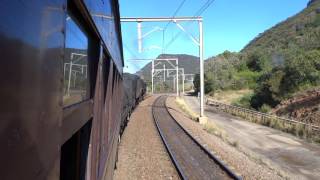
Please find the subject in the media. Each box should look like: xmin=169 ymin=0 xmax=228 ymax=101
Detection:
xmin=63 ymin=12 xmax=90 ymax=106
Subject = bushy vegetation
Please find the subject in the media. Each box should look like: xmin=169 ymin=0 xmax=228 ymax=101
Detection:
xmin=195 ymin=48 xmax=320 ymax=111
xmin=232 ymin=93 xmax=254 ymax=109
xmin=194 ymin=1 xmax=320 ymax=112
xmin=250 ymin=49 xmax=320 ymax=109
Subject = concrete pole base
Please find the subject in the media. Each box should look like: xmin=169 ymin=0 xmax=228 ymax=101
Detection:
xmin=198 ymin=116 xmax=208 ymax=124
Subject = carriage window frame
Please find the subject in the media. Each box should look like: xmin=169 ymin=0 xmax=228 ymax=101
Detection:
xmin=63 ymin=10 xmax=90 ymax=107
xmin=60 ymin=1 xmax=98 ymax=179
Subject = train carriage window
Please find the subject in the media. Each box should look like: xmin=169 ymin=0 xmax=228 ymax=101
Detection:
xmin=63 ymin=13 xmax=90 ymax=106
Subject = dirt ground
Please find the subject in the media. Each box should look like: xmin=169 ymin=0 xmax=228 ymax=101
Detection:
xmin=113 ymin=96 xmax=179 ymax=180
xmin=183 ymin=95 xmax=320 ymax=180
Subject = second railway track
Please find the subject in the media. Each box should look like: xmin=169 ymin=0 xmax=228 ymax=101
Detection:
xmin=152 ymin=95 xmax=241 ymax=180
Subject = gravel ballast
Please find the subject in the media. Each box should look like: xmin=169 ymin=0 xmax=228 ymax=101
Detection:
xmin=113 ymin=96 xmax=179 ymax=180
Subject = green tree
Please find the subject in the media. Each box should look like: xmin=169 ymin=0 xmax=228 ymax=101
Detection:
xmin=193 ymin=74 xmax=200 ymax=93
xmin=250 ymin=68 xmax=284 ymax=109
xmin=245 ymin=50 xmax=272 ymax=72
xmin=283 ymin=49 xmax=320 ymax=93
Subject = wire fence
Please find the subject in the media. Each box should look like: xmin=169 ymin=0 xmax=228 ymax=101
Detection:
xmin=206 ymin=98 xmax=320 ymax=133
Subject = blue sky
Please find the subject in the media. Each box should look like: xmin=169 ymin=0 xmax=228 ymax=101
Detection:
xmin=119 ymin=0 xmax=309 ymax=73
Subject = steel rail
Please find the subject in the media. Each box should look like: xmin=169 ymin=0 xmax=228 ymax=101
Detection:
xmin=152 ymin=95 xmax=241 ymax=180
xmin=152 ymin=99 xmax=187 ymax=180
xmin=164 ymin=97 xmax=242 ymax=180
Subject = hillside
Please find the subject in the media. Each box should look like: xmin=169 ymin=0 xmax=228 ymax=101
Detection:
xmin=195 ymin=0 xmax=320 ymax=121
xmin=242 ymin=0 xmax=320 ymax=55
xmin=272 ymin=88 xmax=320 ymax=126
xmin=137 ymin=54 xmax=199 ymax=81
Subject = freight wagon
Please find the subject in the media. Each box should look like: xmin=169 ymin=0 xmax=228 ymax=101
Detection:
xmin=120 ymin=73 xmax=146 ymax=135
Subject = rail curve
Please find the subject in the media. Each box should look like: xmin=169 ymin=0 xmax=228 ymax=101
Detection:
xmin=152 ymin=95 xmax=241 ymax=180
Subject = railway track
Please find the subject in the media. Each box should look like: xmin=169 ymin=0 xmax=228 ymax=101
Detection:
xmin=152 ymin=95 xmax=241 ymax=180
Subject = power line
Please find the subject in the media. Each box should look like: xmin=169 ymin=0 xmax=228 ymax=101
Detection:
xmin=164 ymin=0 xmax=187 ymax=31
xmin=123 ymin=43 xmax=141 ymax=71
xmin=163 ymin=0 xmax=215 ymax=51
xmin=162 ymin=0 xmax=187 ymax=53
xmin=194 ymin=0 xmax=215 ymax=16
xmin=164 ymin=0 xmax=215 ymax=50
xmin=123 ymin=43 xmax=138 ymax=59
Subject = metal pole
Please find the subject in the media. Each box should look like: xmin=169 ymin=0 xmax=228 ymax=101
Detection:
xmin=151 ymin=70 xmax=154 ymax=94
xmin=121 ymin=16 xmax=204 ymax=103
xmin=137 ymin=22 xmax=142 ymax=53
xmin=73 ymin=72 xmax=76 ymax=87
xmin=173 ymin=77 xmax=175 ymax=93
xmin=183 ymin=74 xmax=185 ymax=94
xmin=199 ymin=20 xmax=204 ymax=117
xmin=152 ymin=60 xmax=154 ymax=94
xmin=163 ymin=64 xmax=165 ymax=82
xmin=121 ymin=17 xmax=203 ymax=22
xmin=64 ymin=63 xmax=67 ymax=78
xmin=176 ymin=61 xmax=179 ymax=96
xmin=67 ymin=55 xmax=73 ymax=96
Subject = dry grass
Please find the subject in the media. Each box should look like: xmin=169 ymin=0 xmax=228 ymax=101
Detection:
xmin=203 ymin=121 xmax=243 ymax=149
xmin=203 ymin=122 xmax=226 ymax=139
xmin=209 ymin=89 xmax=253 ymax=105
xmin=174 ymin=97 xmax=242 ymax=147
xmin=175 ymin=97 xmax=199 ymax=121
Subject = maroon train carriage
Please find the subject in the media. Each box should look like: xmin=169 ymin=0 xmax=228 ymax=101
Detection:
xmin=0 ymin=0 xmax=128 ymax=179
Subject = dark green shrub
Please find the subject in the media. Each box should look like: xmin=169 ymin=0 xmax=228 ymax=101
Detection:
xmin=260 ymin=104 xmax=272 ymax=113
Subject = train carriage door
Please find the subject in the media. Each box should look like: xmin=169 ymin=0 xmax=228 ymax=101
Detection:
xmin=60 ymin=0 xmax=100 ymax=180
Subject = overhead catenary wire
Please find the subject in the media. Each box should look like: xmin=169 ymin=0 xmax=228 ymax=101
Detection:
xmin=164 ymin=0 xmax=187 ymax=31
xmin=162 ymin=0 xmax=187 ymax=53
xmin=123 ymin=0 xmax=215 ymax=71
xmin=123 ymin=43 xmax=141 ymax=70
xmin=163 ymin=0 xmax=215 ymax=51
xmin=194 ymin=0 xmax=215 ymax=17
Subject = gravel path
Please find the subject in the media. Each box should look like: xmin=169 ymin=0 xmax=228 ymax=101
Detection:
xmin=113 ymin=96 xmax=179 ymax=180
xmin=166 ymin=96 xmax=285 ymax=180
xmin=184 ymin=95 xmax=320 ymax=180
